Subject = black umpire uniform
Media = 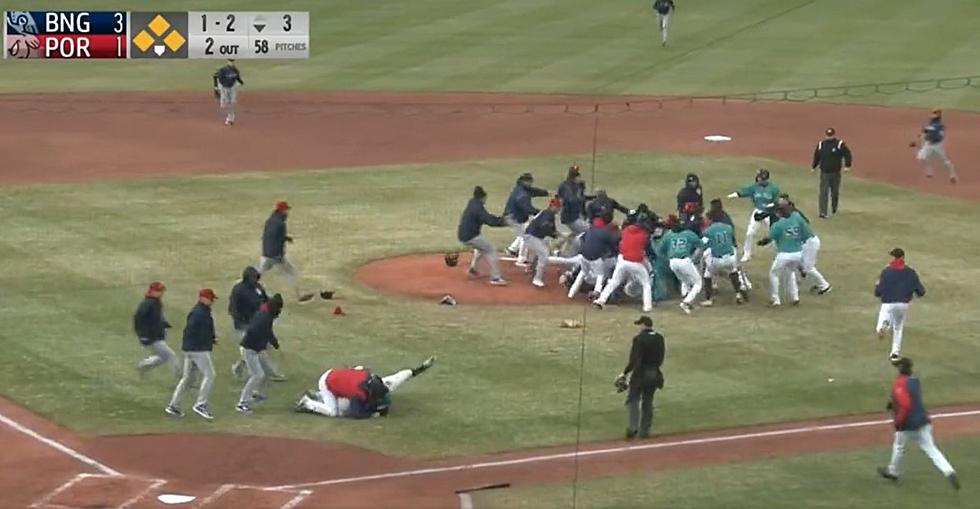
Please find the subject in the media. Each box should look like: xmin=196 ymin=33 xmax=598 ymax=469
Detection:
xmin=618 ymin=315 xmax=665 ymax=439
xmin=811 ymin=128 xmax=853 ymax=218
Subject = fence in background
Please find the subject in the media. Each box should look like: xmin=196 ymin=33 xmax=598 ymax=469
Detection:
xmin=0 ymin=74 xmax=978 ymax=116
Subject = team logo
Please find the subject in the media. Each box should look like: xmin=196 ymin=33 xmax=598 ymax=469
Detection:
xmin=5 ymin=11 xmax=41 ymax=59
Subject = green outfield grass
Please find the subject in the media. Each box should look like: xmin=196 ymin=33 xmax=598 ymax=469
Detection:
xmin=474 ymin=434 xmax=980 ymax=509
xmin=0 ymin=0 xmax=979 ymax=109
xmin=1 ymin=152 xmax=979 ymax=457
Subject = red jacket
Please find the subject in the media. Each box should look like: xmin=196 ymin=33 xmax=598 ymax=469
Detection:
xmin=890 ymin=374 xmax=930 ymax=431
xmin=618 ymin=224 xmax=648 ymax=262
xmin=326 ymin=368 xmax=369 ymax=401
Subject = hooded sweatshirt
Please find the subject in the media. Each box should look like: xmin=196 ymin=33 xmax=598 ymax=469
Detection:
xmin=229 ymin=266 xmax=269 ymax=330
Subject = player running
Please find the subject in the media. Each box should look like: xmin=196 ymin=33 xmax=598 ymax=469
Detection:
xmin=213 ymin=58 xmax=244 ymax=126
xmin=658 ymin=215 xmax=702 ymax=314
xmin=913 ymin=108 xmax=957 ymax=183
xmin=727 ymin=169 xmax=780 ymax=262
xmin=652 ymin=0 xmax=676 ymax=47
xmin=294 ymin=357 xmax=436 ymax=418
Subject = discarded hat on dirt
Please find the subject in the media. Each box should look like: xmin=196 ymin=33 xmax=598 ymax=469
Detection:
xmin=320 ymin=290 xmax=335 ymax=300
xmin=440 ymin=295 xmax=457 ymax=306
xmin=333 ymin=305 xmax=345 ymax=316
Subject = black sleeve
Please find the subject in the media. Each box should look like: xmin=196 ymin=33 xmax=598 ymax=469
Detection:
xmin=841 ymin=142 xmax=853 ymax=166
xmin=653 ymin=334 xmax=665 ymax=368
xmin=676 ymin=191 xmax=685 ymax=211
xmin=133 ymin=302 xmax=148 ymax=335
xmin=623 ymin=335 xmax=641 ymax=375
xmin=212 ymin=71 xmax=218 ymax=87
xmin=208 ymin=314 xmax=216 ymax=342
xmin=528 ymin=185 xmax=549 ymax=198
xmin=228 ymin=287 xmax=242 ymax=323
xmin=913 ymin=271 xmax=926 ymax=297
xmin=613 ymin=199 xmax=630 ymax=214
xmin=812 ymin=142 xmax=821 ymax=169
xmin=234 ymin=66 xmax=244 ymax=85
xmin=270 ymin=330 xmax=280 ymax=349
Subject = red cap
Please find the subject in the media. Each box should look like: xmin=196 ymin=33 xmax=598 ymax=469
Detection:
xmin=333 ymin=305 xmax=345 ymax=316
xmin=199 ymin=288 xmax=218 ymax=300
xmin=549 ymin=196 xmax=562 ymax=208
xmin=275 ymin=201 xmax=291 ymax=212
xmin=146 ymin=281 xmax=166 ymax=295
xmin=593 ymin=217 xmax=607 ymax=227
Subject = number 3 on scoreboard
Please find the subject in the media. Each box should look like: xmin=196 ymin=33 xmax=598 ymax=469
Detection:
xmin=114 ymin=12 xmax=124 ymax=33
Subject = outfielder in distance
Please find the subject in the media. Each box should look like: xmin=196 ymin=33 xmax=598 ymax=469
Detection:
xmin=913 ymin=108 xmax=958 ymax=184
xmin=213 ymin=58 xmax=244 ymax=126
xmin=294 ymin=357 xmax=436 ymax=418
xmin=652 ymin=0 xmax=676 ymax=47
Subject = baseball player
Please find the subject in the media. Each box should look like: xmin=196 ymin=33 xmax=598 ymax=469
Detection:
xmin=755 ymin=196 xmax=831 ymax=295
xmin=700 ymin=209 xmax=746 ymax=306
xmin=134 ymin=281 xmax=181 ymax=379
xmin=504 ymin=172 xmax=549 ymax=266
xmin=652 ymin=0 xmax=676 ymax=46
xmin=556 ymin=165 xmax=594 ymax=245
xmin=811 ymin=127 xmax=853 ymax=218
xmin=586 ymin=190 xmax=630 ymax=223
xmin=676 ymin=173 xmax=704 ymax=217
xmin=874 ymin=248 xmax=926 ymax=362
xmin=294 ymin=357 xmax=436 ymax=419
xmin=213 ymin=58 xmax=244 ymax=126
xmin=458 ymin=186 xmax=512 ymax=286
xmin=524 ymin=196 xmax=562 ymax=288
xmin=913 ymin=108 xmax=958 ymax=183
xmin=615 ymin=316 xmax=665 ymax=440
xmin=236 ymin=293 xmax=284 ymax=414
xmin=229 ymin=267 xmax=286 ymax=382
xmin=878 ymin=357 xmax=959 ymax=490
xmin=727 ymin=168 xmax=781 ymax=262
xmin=658 ymin=215 xmax=703 ymax=314
xmin=166 ymin=289 xmax=218 ymax=420
xmin=568 ymin=215 xmax=620 ymax=298
xmin=757 ymin=203 xmax=810 ymax=307
xmin=258 ymin=201 xmax=313 ymax=303
xmin=593 ymin=211 xmax=653 ymax=312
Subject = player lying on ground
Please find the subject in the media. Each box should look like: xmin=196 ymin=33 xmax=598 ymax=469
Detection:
xmin=294 ymin=357 xmax=436 ymax=418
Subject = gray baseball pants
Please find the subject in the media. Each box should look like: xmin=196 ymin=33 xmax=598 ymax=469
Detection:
xmin=169 ymin=351 xmax=215 ymax=408
xmin=138 ymin=340 xmax=181 ymax=379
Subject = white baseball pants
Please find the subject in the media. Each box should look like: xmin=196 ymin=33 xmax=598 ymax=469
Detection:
xmin=877 ymin=302 xmax=909 ymax=357
xmin=801 ymin=236 xmax=830 ymax=289
xmin=669 ymin=257 xmax=702 ymax=305
xmin=569 ymin=257 xmax=615 ymax=298
xmin=508 ymin=222 xmax=529 ymax=262
xmin=769 ymin=252 xmax=802 ymax=304
xmin=742 ymin=210 xmax=769 ymax=261
xmin=524 ymin=235 xmax=552 ymax=285
xmin=917 ymin=141 xmax=956 ymax=179
xmin=886 ymin=425 xmax=955 ymax=478
xmin=596 ymin=256 xmax=652 ymax=312
xmin=703 ymin=253 xmax=737 ymax=278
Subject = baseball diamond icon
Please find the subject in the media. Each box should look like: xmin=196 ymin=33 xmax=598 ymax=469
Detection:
xmin=130 ymin=12 xmax=188 ymax=59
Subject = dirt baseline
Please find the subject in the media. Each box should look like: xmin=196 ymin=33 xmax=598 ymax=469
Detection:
xmin=2 ymin=90 xmax=980 ymax=508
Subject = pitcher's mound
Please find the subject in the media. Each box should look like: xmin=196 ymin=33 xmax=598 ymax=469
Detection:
xmin=356 ymin=252 xmax=572 ymax=305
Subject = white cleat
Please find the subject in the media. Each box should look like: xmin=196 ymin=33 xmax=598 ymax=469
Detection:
xmin=679 ymin=302 xmax=693 ymax=314
xmin=532 ymin=279 xmax=545 ymax=288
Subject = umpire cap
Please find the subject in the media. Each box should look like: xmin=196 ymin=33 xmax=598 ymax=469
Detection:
xmin=889 ymin=247 xmax=905 ymax=259
xmin=825 ymin=127 xmax=836 ymax=137
xmin=634 ymin=315 xmax=653 ymax=327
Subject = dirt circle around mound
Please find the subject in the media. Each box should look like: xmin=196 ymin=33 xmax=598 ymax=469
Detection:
xmin=356 ymin=252 xmax=573 ymax=305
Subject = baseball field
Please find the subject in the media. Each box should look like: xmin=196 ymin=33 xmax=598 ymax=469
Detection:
xmin=1 ymin=1 xmax=979 ymax=508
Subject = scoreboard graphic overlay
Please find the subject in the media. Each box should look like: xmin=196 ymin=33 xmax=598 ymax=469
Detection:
xmin=4 ymin=11 xmax=308 ymax=59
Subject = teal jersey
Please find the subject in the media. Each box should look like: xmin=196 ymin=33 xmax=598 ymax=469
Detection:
xmin=786 ymin=210 xmax=815 ymax=241
xmin=702 ymin=222 xmax=736 ymax=257
xmin=768 ymin=215 xmax=806 ymax=253
xmin=661 ymin=229 xmax=701 ymax=259
xmin=737 ymin=182 xmax=781 ymax=210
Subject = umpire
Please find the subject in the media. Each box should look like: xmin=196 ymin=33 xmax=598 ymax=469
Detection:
xmin=811 ymin=128 xmax=853 ymax=218
xmin=615 ymin=315 xmax=665 ymax=440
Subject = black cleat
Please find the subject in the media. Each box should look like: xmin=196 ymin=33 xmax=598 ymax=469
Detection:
xmin=948 ymin=473 xmax=960 ymax=491
xmin=625 ymin=429 xmax=637 ymax=441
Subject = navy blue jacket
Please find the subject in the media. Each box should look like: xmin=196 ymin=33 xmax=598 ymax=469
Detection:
xmin=525 ymin=209 xmax=558 ymax=239
xmin=875 ymin=264 xmax=926 ymax=303
xmin=580 ymin=225 xmax=620 ymax=260
xmin=557 ymin=178 xmax=592 ymax=225
xmin=133 ymin=297 xmax=170 ymax=345
xmin=229 ymin=267 xmax=268 ymax=330
xmin=262 ymin=212 xmax=288 ymax=258
xmin=457 ymin=198 xmax=506 ymax=243
xmin=504 ymin=181 xmax=548 ymax=223
xmin=182 ymin=303 xmax=216 ymax=352
xmin=586 ymin=196 xmax=629 ymax=221
xmin=240 ymin=307 xmax=280 ymax=352
xmin=923 ymin=117 xmax=945 ymax=144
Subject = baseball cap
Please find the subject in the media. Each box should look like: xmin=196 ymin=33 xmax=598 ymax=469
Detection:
xmin=147 ymin=281 xmax=166 ymax=292
xmin=275 ymin=200 xmax=291 ymax=212
xmin=568 ymin=164 xmax=581 ymax=176
xmin=894 ymin=357 xmax=912 ymax=370
xmin=931 ymin=107 xmax=943 ymax=115
xmin=889 ymin=248 xmax=905 ymax=258
xmin=634 ymin=315 xmax=653 ymax=327
xmin=825 ymin=127 xmax=836 ymax=136
xmin=199 ymin=288 xmax=218 ymax=300
xmin=519 ymin=172 xmax=534 ymax=182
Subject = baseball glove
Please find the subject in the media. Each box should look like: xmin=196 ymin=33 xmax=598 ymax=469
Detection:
xmin=444 ymin=252 xmax=460 ymax=267
xmin=614 ymin=374 xmax=629 ymax=393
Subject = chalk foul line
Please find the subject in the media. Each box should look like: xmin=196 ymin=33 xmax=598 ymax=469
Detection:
xmin=274 ymin=409 xmax=980 ymax=490
xmin=0 ymin=410 xmax=121 ymax=477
